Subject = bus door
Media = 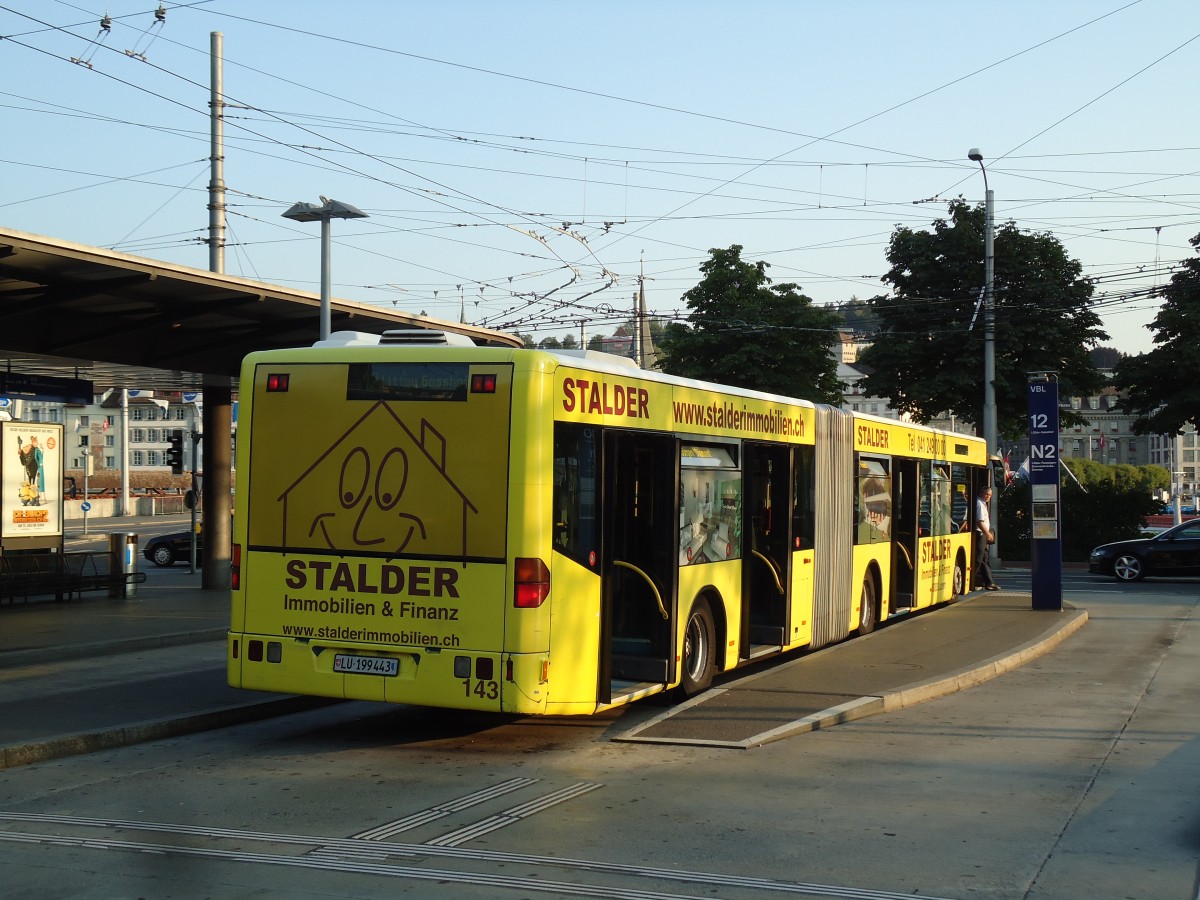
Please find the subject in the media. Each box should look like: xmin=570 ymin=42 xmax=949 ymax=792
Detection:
xmin=600 ymin=430 xmax=678 ymax=696
xmin=892 ymin=458 xmax=918 ymax=611
xmin=742 ymin=443 xmax=791 ymax=654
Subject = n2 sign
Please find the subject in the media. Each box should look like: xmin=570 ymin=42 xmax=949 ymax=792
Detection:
xmin=1027 ymin=375 xmax=1062 ymax=610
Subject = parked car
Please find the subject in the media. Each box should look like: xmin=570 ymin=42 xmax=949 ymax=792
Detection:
xmin=143 ymin=529 xmax=203 ymax=567
xmin=1089 ymin=519 xmax=1200 ymax=581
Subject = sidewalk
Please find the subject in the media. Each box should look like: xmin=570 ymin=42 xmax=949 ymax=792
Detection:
xmin=0 ymin=567 xmax=1087 ymax=767
xmin=0 ymin=568 xmax=330 ymax=768
xmin=616 ymin=590 xmax=1087 ymax=747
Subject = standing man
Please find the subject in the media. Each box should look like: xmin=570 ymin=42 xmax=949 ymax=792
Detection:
xmin=974 ymin=486 xmax=1000 ymax=591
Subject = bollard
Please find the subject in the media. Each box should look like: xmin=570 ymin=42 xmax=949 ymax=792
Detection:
xmin=108 ymin=532 xmax=138 ymax=598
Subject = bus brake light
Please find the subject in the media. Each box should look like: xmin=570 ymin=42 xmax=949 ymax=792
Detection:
xmin=514 ymin=557 xmax=550 ymax=608
xmin=471 ymin=373 xmax=497 ymax=393
xmin=231 ymin=542 xmax=241 ymax=590
xmin=266 ymin=373 xmax=290 ymax=392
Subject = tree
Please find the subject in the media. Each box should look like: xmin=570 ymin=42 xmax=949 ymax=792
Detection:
xmin=655 ymin=245 xmax=843 ymax=403
xmin=836 ymin=296 xmax=879 ymax=336
xmin=1113 ymin=232 xmax=1200 ymax=434
xmin=859 ymin=200 xmax=1107 ymax=437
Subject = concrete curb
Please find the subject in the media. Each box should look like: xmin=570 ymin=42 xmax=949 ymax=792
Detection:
xmin=879 ymin=606 xmax=1090 ymax=713
xmin=0 ymin=628 xmax=228 ymax=670
xmin=744 ymin=605 xmax=1091 ymax=748
xmin=618 ymin=598 xmax=1091 ymax=749
xmin=0 ymin=695 xmax=338 ymax=769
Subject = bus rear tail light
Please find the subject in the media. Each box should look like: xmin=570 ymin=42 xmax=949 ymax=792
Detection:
xmin=470 ymin=373 xmax=497 ymax=393
xmin=513 ymin=557 xmax=550 ymax=608
xmin=231 ymin=542 xmax=241 ymax=590
xmin=266 ymin=373 xmax=290 ymax=392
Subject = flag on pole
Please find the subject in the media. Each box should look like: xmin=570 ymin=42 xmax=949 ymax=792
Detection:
xmin=101 ymin=418 xmax=109 ymax=432
xmin=1017 ymin=457 xmax=1030 ymax=483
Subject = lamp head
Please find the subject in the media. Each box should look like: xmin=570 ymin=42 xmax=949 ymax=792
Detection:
xmin=281 ymin=201 xmax=324 ymax=223
xmin=968 ymin=148 xmax=984 ymax=162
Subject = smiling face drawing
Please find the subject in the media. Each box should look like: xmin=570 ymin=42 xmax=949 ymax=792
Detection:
xmin=306 ymin=443 xmax=427 ymax=555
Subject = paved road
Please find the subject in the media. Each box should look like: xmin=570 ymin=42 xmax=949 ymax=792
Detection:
xmin=0 ymin=563 xmax=1195 ymax=898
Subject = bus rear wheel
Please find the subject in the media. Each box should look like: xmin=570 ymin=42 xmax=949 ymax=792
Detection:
xmin=680 ymin=597 xmax=716 ymax=696
xmin=858 ymin=576 xmax=877 ymax=635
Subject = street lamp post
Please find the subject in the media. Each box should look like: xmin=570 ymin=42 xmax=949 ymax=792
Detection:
xmin=282 ymin=197 xmax=368 ymax=340
xmin=969 ymin=148 xmax=997 ymax=565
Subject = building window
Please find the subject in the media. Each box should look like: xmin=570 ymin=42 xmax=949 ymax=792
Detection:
xmin=132 ymin=409 xmax=145 ymax=421
xmin=175 ymin=408 xmax=187 ymax=420
xmin=105 ymin=456 xmax=115 ymax=468
xmin=131 ymin=429 xmax=145 ymax=443
xmin=132 ymin=451 xmax=144 ymax=466
xmin=105 ymin=435 xmax=115 ymax=448
xmin=147 ymin=428 xmax=159 ymax=443
xmin=148 ymin=451 xmax=161 ymax=466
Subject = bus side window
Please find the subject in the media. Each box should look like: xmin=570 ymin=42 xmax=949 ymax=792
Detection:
xmin=792 ymin=445 xmax=815 ymax=551
xmin=552 ymin=423 xmax=599 ymax=570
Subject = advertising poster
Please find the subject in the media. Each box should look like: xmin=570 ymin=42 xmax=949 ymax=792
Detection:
xmin=2 ymin=421 xmax=63 ymax=538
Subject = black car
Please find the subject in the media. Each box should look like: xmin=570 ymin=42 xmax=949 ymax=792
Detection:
xmin=1089 ymin=519 xmax=1200 ymax=581
xmin=143 ymin=530 xmax=203 ymax=568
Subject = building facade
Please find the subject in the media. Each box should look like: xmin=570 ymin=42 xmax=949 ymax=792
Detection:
xmin=16 ymin=392 xmax=209 ymax=488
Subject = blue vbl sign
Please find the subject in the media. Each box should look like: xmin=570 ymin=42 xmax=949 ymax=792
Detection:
xmin=1027 ymin=376 xmax=1062 ymax=610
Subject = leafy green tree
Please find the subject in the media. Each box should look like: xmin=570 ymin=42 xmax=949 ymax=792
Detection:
xmin=998 ymin=459 xmax=1168 ymax=561
xmin=514 ymin=332 xmax=537 ymax=349
xmin=836 ymin=296 xmax=879 ymax=336
xmin=587 ymin=334 xmax=605 ymax=352
xmin=538 ymin=336 xmax=562 ymax=350
xmin=656 ymin=245 xmax=843 ymax=403
xmin=859 ymin=200 xmax=1107 ymax=437
xmin=560 ymin=333 xmax=578 ymax=350
xmin=1113 ymin=232 xmax=1200 ymax=434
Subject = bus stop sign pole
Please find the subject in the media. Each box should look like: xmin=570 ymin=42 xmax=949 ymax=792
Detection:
xmin=1027 ymin=372 xmax=1063 ymax=611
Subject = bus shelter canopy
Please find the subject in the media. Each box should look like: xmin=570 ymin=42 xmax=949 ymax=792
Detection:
xmin=0 ymin=226 xmax=518 ymax=392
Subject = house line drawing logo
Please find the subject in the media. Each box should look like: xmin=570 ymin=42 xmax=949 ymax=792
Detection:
xmin=276 ymin=402 xmax=478 ymax=561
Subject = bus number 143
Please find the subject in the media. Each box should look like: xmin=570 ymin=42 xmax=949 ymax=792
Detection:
xmin=464 ymin=679 xmax=499 ymax=700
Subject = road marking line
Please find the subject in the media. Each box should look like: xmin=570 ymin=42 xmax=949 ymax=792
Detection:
xmin=425 ymin=782 xmax=603 ymax=847
xmin=352 ymin=776 xmax=538 ymax=840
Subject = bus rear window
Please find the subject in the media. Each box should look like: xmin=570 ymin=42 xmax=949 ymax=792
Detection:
xmin=347 ymin=362 xmax=470 ymax=401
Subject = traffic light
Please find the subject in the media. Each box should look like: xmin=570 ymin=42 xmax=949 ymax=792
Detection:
xmin=167 ymin=429 xmax=185 ymax=475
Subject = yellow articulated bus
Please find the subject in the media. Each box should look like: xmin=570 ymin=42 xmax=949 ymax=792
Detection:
xmin=228 ymin=330 xmax=989 ymax=715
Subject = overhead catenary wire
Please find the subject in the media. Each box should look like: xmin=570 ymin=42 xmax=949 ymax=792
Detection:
xmin=0 ymin=2 xmax=1194 ymax=348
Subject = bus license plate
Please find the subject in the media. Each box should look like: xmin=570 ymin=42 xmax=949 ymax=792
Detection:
xmin=333 ymin=654 xmax=399 ymax=676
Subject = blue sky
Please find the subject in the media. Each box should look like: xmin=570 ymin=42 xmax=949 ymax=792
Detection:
xmin=2 ymin=0 xmax=1196 ymax=356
